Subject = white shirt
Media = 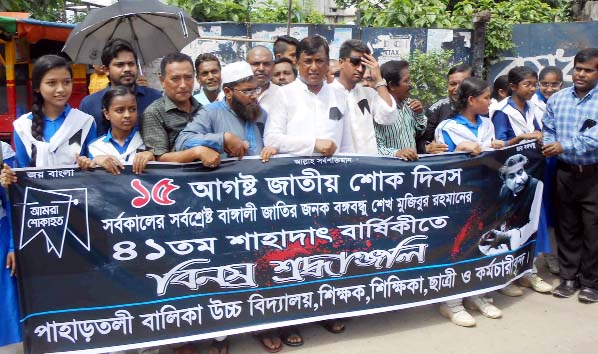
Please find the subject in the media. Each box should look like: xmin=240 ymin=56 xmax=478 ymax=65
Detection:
xmin=529 ymin=93 xmax=546 ymax=128
xmin=258 ymin=83 xmax=282 ymax=117
xmin=330 ymin=79 xmax=398 ymax=155
xmin=264 ymin=78 xmax=354 ymax=156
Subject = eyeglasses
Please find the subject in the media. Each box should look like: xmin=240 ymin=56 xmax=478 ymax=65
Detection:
xmin=539 ymin=81 xmax=562 ymax=88
xmin=234 ymin=86 xmax=262 ymax=96
xmin=344 ymin=56 xmax=364 ymax=67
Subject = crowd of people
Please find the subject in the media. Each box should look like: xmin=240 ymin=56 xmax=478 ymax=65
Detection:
xmin=1 ymin=33 xmax=598 ymax=354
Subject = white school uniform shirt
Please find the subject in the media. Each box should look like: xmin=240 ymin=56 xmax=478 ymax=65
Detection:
xmin=329 ymin=79 xmax=399 ymax=155
xmin=435 ymin=115 xmax=496 ymax=151
xmin=497 ymin=98 xmax=538 ymax=136
xmin=264 ymin=78 xmax=354 ymax=155
xmin=257 ymin=82 xmax=282 ymax=117
xmin=529 ymin=93 xmax=546 ymax=128
xmin=88 ymin=130 xmax=145 ymax=163
xmin=13 ymin=108 xmax=94 ymax=167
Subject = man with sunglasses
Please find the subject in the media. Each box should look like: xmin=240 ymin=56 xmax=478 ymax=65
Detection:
xmin=176 ymin=61 xmax=277 ymax=162
xmin=329 ymin=39 xmax=399 ymax=155
xmin=264 ymin=36 xmax=353 ymax=157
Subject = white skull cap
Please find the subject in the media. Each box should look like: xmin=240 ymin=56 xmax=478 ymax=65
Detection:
xmin=221 ymin=61 xmax=254 ymax=85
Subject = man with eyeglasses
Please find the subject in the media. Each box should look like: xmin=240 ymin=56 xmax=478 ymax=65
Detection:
xmin=247 ymin=45 xmax=281 ymax=116
xmin=264 ymin=36 xmax=353 ymax=157
xmin=141 ymin=53 xmax=220 ymax=166
xmin=329 ymin=39 xmax=399 ymax=155
xmin=176 ymin=61 xmax=277 ymax=162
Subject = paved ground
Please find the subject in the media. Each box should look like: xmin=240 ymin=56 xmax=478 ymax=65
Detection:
xmin=2 ymin=264 xmax=596 ymax=354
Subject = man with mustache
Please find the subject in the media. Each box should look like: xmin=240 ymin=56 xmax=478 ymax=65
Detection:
xmin=264 ymin=35 xmax=353 ymax=157
xmin=478 ymin=154 xmax=543 ymax=256
xmin=247 ymin=45 xmax=281 ymax=115
xmin=374 ymin=60 xmax=426 ymax=161
xmin=193 ymin=53 xmax=224 ymax=105
xmin=79 ymin=39 xmax=161 ymax=135
xmin=543 ymin=48 xmax=598 ymax=303
xmin=141 ymin=53 xmax=220 ymax=166
xmin=176 ymin=61 xmax=277 ymax=162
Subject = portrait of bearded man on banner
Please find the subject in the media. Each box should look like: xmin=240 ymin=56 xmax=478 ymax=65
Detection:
xmin=478 ymin=154 xmax=544 ymax=255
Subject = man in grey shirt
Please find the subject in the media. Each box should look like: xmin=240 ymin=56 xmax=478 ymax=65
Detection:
xmin=176 ymin=61 xmax=277 ymax=161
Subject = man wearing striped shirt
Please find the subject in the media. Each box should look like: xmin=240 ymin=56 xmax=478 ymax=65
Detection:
xmin=542 ymin=48 xmax=598 ymax=303
xmin=374 ymin=60 xmax=426 ymax=160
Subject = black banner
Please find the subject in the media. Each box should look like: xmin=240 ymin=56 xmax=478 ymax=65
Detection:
xmin=10 ymin=142 xmax=543 ymax=354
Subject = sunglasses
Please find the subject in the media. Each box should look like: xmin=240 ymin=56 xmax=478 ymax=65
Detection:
xmin=345 ymin=56 xmax=364 ymax=67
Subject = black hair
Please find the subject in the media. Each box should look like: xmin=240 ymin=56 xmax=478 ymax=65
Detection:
xmin=273 ymin=35 xmax=299 ymax=56
xmin=101 ymin=85 xmax=136 ymax=112
xmin=507 ymin=66 xmax=538 ymax=86
xmin=339 ymin=39 xmax=370 ymax=59
xmin=539 ymin=65 xmax=564 ymax=81
xmin=380 ymin=60 xmax=409 ymax=86
xmin=194 ymin=53 xmax=221 ymax=73
xmin=100 ymin=86 xmax=136 ymax=132
xmin=447 ymin=63 xmax=474 ymax=78
xmin=222 ymin=76 xmax=254 ymax=90
xmin=296 ymin=36 xmax=329 ymax=61
xmin=492 ymin=75 xmax=510 ymax=100
xmin=160 ymin=52 xmax=194 ymax=77
xmin=499 ymin=154 xmax=528 ymax=180
xmin=30 ymin=55 xmax=73 ymax=167
xmin=453 ymin=77 xmax=489 ymax=114
xmin=101 ymin=38 xmax=138 ymax=67
xmin=273 ymin=57 xmax=297 ymax=78
xmin=574 ymin=48 xmax=598 ymax=66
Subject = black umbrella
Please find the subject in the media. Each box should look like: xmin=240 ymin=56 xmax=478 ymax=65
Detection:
xmin=62 ymin=0 xmax=200 ymax=65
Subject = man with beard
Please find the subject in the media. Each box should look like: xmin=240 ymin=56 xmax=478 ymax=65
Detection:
xmin=193 ymin=53 xmax=224 ymax=105
xmin=478 ymin=154 xmax=543 ymax=255
xmin=176 ymin=61 xmax=277 ymax=162
xmin=141 ymin=53 xmax=220 ymax=166
xmin=247 ymin=45 xmax=281 ymax=115
xmin=543 ymin=48 xmax=598 ymax=303
xmin=329 ymin=39 xmax=398 ymax=155
xmin=79 ymin=39 xmax=161 ymax=135
xmin=416 ymin=64 xmax=473 ymax=154
xmin=264 ymin=35 xmax=353 ymax=157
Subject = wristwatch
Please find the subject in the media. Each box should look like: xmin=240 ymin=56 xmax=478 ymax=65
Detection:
xmin=374 ymin=79 xmax=387 ymax=89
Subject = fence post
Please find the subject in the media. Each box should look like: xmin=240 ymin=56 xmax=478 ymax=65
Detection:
xmin=472 ymin=10 xmax=491 ymax=78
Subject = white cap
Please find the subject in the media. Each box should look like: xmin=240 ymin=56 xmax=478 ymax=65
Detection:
xmin=221 ymin=61 xmax=254 ymax=85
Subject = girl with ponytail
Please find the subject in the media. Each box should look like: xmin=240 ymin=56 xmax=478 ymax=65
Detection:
xmin=435 ymin=77 xmax=504 ymax=155
xmin=1 ymin=55 xmax=97 ymax=185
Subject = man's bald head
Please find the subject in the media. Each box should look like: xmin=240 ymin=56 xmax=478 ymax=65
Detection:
xmin=247 ymin=46 xmax=275 ymax=88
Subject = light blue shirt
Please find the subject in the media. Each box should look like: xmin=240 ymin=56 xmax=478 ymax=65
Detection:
xmin=543 ymin=85 xmax=598 ymax=165
xmin=175 ymin=100 xmax=267 ymax=157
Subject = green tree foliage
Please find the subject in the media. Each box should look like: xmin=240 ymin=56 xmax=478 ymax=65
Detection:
xmin=0 ymin=0 xmax=78 ymax=22
xmin=168 ymin=0 xmax=325 ymax=24
xmin=409 ymin=49 xmax=458 ymax=108
xmin=358 ymin=0 xmax=570 ymax=61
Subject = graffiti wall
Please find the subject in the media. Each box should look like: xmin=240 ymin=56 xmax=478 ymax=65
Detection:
xmin=489 ymin=22 xmax=598 ymax=85
xmin=181 ymin=22 xmax=472 ymax=66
